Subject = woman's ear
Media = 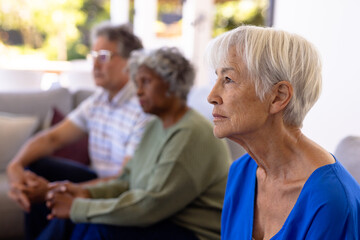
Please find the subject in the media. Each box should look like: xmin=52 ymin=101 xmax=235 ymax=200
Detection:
xmin=269 ymin=81 xmax=293 ymax=114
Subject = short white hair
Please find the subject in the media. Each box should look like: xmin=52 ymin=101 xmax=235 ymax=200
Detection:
xmin=206 ymin=25 xmax=322 ymax=127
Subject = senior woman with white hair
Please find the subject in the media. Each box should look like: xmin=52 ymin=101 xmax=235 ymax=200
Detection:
xmin=206 ymin=26 xmax=360 ymax=239
xmin=37 ymin=47 xmax=231 ymax=240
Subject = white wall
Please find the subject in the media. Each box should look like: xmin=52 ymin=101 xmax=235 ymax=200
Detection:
xmin=274 ymin=0 xmax=360 ymax=152
xmin=182 ymin=0 xmax=215 ymax=86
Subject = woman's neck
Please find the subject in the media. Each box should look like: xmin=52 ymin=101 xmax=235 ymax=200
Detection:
xmin=232 ymin=123 xmax=334 ymax=181
xmin=160 ymin=101 xmax=189 ymax=129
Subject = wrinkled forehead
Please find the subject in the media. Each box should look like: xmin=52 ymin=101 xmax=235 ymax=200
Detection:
xmin=211 ymin=48 xmax=248 ymax=78
xmin=207 ymin=39 xmax=247 ymax=73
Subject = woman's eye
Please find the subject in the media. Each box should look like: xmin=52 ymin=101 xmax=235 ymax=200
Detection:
xmin=143 ymin=78 xmax=151 ymax=85
xmin=224 ymin=76 xmax=233 ymax=84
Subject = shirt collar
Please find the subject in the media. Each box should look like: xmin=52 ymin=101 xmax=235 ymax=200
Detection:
xmin=103 ymin=81 xmax=136 ymax=107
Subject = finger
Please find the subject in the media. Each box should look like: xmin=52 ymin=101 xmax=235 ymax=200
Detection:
xmin=11 ymin=182 xmax=28 ymax=192
xmin=51 ymin=185 xmax=68 ymax=195
xmin=48 ymin=180 xmax=69 ymax=189
xmin=23 ymin=172 xmax=39 ymax=186
xmin=24 ymin=170 xmax=36 ymax=178
xmin=17 ymin=191 xmax=31 ymax=211
xmin=46 ymin=191 xmax=54 ymax=202
xmin=46 ymin=185 xmax=63 ymax=201
xmin=22 ymin=186 xmax=38 ymax=194
xmin=59 ymin=185 xmax=67 ymax=192
xmin=61 ymin=182 xmax=80 ymax=196
xmin=9 ymin=186 xmax=29 ymax=203
xmin=7 ymin=189 xmax=19 ymax=202
xmin=47 ymin=212 xmax=55 ymax=220
xmin=26 ymin=179 xmax=39 ymax=188
xmin=46 ymin=191 xmax=61 ymax=208
xmin=8 ymin=189 xmax=30 ymax=212
xmin=26 ymin=174 xmax=50 ymax=188
xmin=46 ymin=199 xmax=52 ymax=209
xmin=50 ymin=208 xmax=58 ymax=219
xmin=47 ymin=182 xmax=59 ymax=190
xmin=10 ymin=184 xmax=31 ymax=199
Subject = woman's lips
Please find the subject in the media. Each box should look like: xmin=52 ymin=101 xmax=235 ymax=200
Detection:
xmin=139 ymin=99 xmax=146 ymax=106
xmin=212 ymin=113 xmax=227 ymax=122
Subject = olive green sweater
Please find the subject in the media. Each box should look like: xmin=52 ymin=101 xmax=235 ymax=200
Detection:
xmin=70 ymin=109 xmax=231 ymax=240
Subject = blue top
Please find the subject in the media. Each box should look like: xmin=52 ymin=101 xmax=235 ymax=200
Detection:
xmin=222 ymin=153 xmax=360 ymax=240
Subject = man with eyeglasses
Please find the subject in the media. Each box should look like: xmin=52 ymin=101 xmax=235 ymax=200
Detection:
xmin=6 ymin=21 xmax=151 ymax=240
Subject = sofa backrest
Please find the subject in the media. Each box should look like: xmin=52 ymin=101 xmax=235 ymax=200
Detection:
xmin=0 ymin=88 xmax=73 ymax=130
xmin=0 ymin=69 xmax=43 ymax=92
xmin=334 ymin=135 xmax=360 ymax=183
xmin=72 ymin=89 xmax=94 ymax=109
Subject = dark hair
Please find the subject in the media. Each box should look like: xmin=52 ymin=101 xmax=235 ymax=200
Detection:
xmin=92 ymin=21 xmax=143 ymax=59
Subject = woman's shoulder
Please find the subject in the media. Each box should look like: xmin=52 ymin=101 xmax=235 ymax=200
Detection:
xmin=282 ymin=161 xmax=360 ymax=238
xmin=301 ymin=161 xmax=360 ymax=216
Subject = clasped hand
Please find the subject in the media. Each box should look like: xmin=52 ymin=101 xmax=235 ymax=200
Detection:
xmin=46 ymin=181 xmax=90 ymax=220
xmin=8 ymin=166 xmax=90 ymax=219
xmin=8 ymin=170 xmax=49 ymax=212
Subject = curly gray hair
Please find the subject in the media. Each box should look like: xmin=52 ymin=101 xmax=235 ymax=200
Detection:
xmin=206 ymin=25 xmax=322 ymax=127
xmin=128 ymin=47 xmax=195 ymax=101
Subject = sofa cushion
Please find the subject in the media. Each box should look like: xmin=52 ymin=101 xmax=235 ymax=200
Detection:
xmin=0 ymin=112 xmax=39 ymax=171
xmin=51 ymin=108 xmax=90 ymax=165
xmin=0 ymin=87 xmax=73 ymax=131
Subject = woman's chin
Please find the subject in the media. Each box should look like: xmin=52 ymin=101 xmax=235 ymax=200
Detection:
xmin=213 ymin=128 xmax=228 ymax=139
xmin=140 ymin=105 xmax=150 ymax=114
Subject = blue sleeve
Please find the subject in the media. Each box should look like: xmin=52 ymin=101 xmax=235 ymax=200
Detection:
xmin=301 ymin=166 xmax=360 ymax=240
xmin=304 ymin=203 xmax=358 ymax=239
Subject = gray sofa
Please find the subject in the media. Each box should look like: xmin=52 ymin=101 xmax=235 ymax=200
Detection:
xmin=0 ymin=87 xmax=92 ymax=240
xmin=334 ymin=136 xmax=360 ymax=184
xmin=0 ymin=86 xmax=246 ymax=239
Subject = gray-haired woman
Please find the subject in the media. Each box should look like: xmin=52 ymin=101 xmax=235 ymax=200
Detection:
xmin=206 ymin=26 xmax=360 ymax=239
xmin=42 ymin=47 xmax=231 ymax=240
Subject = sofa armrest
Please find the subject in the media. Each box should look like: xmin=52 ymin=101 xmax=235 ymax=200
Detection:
xmin=0 ymin=173 xmax=24 ymax=240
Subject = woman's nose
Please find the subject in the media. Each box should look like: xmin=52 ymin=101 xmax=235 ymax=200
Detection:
xmin=136 ymin=84 xmax=143 ymax=96
xmin=207 ymin=85 xmax=222 ymax=105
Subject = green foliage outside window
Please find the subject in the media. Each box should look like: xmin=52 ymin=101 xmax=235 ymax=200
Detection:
xmin=0 ymin=0 xmax=269 ymax=61
xmin=213 ymin=0 xmax=268 ymax=37
xmin=0 ymin=0 xmax=109 ymax=61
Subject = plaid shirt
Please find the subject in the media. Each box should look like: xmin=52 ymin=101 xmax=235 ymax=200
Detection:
xmin=68 ymin=81 xmax=151 ymax=177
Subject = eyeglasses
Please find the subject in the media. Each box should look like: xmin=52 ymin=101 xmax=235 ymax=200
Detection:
xmin=89 ymin=50 xmax=119 ymax=64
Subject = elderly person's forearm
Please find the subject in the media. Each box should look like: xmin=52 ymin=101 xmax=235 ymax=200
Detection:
xmin=70 ymin=164 xmax=198 ymax=226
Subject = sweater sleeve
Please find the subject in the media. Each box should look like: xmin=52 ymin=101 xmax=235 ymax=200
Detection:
xmin=70 ymin=129 xmax=200 ymax=226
